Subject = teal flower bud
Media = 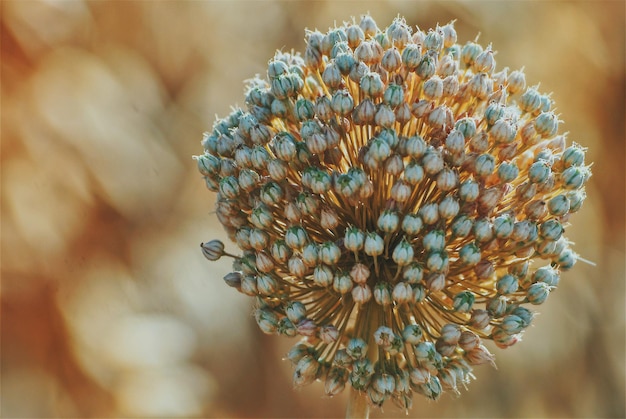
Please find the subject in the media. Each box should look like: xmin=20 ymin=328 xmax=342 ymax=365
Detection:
xmin=259 ymin=180 xmax=284 ymax=206
xmin=321 ymin=61 xmax=343 ymax=90
xmin=533 ymin=266 xmax=559 ymax=286
xmin=346 ymin=337 xmax=368 ymax=360
xmin=416 ymin=52 xmax=437 ymax=79
xmin=218 ymin=176 xmax=240 ymax=200
xmin=520 ymin=87 xmax=543 ymax=114
xmin=426 ymin=251 xmax=449 ymax=272
xmin=474 ymin=153 xmax=496 ymax=177
xmin=313 ymin=264 xmax=334 ymax=287
xmin=468 ymin=72 xmax=493 ymax=100
xmin=419 ymin=202 xmax=440 ymax=225
xmin=314 ymin=95 xmax=333 ymax=121
xmin=561 ymin=166 xmax=590 ymax=189
xmin=285 ymin=225 xmax=308 ymax=250
xmin=285 ymin=301 xmax=307 ymax=324
xmin=347 ymin=23 xmax=365 ymax=47
xmin=392 ymin=238 xmax=415 ymax=266
xmin=403 ymin=263 xmax=424 ymax=284
xmin=493 ymin=213 xmax=515 ymax=238
xmin=320 ymin=241 xmax=341 ymax=265
xmin=201 ymin=240 xmax=225 ymax=261
xmin=487 ymin=295 xmax=508 ymax=318
xmin=527 ymin=282 xmax=551 ymax=304
xmin=294 ymin=355 xmax=321 ymax=387
xmin=383 ymin=84 xmax=404 ymax=108
xmin=490 ymin=118 xmax=517 ymax=144
xmin=555 ymin=248 xmax=577 ymax=270
xmin=330 ymin=89 xmax=354 ymax=116
xmin=360 ymin=71 xmax=385 ymax=97
xmin=500 ymin=314 xmax=526 ymax=335
xmin=255 ymin=308 xmax=279 ymax=334
xmin=257 ymin=272 xmax=279 ymax=295
xmin=300 ymin=242 xmax=318 ymax=267
xmin=377 ymin=210 xmax=399 ymax=233
xmin=325 ymin=367 xmax=348 ymax=396
xmin=461 ymin=41 xmax=483 ymax=67
xmin=409 ymin=367 xmax=430 ymax=385
xmin=562 ymin=144 xmax=586 ymax=167
xmin=402 ymin=324 xmax=423 ymax=344
xmin=249 ymin=228 xmax=270 ymax=251
xmin=442 ymin=74 xmax=460 ymax=97
xmin=439 ymin=196 xmax=460 ymax=219
xmin=473 ymin=218 xmax=494 ymax=242
xmin=294 ymin=98 xmax=315 ymax=121
xmin=414 ymin=341 xmax=437 ymax=361
xmin=459 ymin=243 xmax=481 ymax=266
xmin=374 ymin=326 xmax=396 ymax=348
xmin=238 ymin=168 xmax=261 ymax=192
xmin=333 ymin=271 xmax=353 ymax=294
xmin=459 ymin=179 xmax=480 ymax=202
xmin=369 ymin=137 xmax=392 ymax=162
xmin=402 ymin=213 xmax=423 ymax=236
xmin=195 ymin=153 xmax=220 ymax=176
xmin=512 ymin=306 xmax=534 ymax=327
xmin=335 ymin=52 xmax=356 ymax=75
xmin=412 ymin=284 xmax=427 ymax=303
xmin=565 ymin=190 xmax=586 ymax=213
xmin=451 ymin=215 xmax=473 ymax=237
xmin=287 ymin=255 xmax=307 ymax=278
xmin=381 ymin=47 xmax=402 ymax=72
xmin=404 ymin=160 xmax=425 ymax=185
xmin=436 ymin=168 xmax=458 ymax=192
xmin=548 ymin=194 xmax=570 ymax=216
xmin=529 ymin=160 xmax=551 ymax=184
xmin=423 ymin=230 xmax=446 ymax=252
xmin=540 ymin=219 xmax=563 ymax=241
xmin=405 ymin=134 xmax=427 ymax=158
xmin=496 ymin=274 xmax=519 ymax=294
xmin=344 ymin=226 xmax=365 ymax=252
xmin=373 ymin=282 xmax=392 ymax=306
xmin=373 ymin=373 xmax=396 ymax=395
xmin=497 ymin=161 xmax=519 ymax=183
xmin=401 ymin=43 xmax=422 ymax=69
xmin=534 ymin=111 xmax=559 ymax=137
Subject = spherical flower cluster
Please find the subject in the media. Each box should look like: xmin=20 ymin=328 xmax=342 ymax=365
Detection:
xmin=196 ymin=15 xmax=590 ymax=410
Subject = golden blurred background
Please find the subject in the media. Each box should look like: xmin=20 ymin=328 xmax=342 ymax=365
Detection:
xmin=1 ymin=1 xmax=624 ymax=417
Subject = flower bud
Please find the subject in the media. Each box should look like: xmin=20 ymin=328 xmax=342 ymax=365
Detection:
xmin=403 ymin=263 xmax=424 ymax=284
xmin=201 ymin=240 xmax=226 ymax=261
xmin=453 ymin=291 xmax=475 ymax=313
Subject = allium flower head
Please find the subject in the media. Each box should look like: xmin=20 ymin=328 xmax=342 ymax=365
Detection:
xmin=196 ymin=15 xmax=590 ymax=410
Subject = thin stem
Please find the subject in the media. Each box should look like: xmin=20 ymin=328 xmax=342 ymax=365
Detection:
xmin=346 ymin=387 xmax=369 ymax=419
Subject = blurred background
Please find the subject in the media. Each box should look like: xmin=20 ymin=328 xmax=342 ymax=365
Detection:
xmin=1 ymin=1 xmax=624 ymax=417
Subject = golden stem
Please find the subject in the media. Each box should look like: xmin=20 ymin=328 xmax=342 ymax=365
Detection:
xmin=346 ymin=387 xmax=370 ymax=419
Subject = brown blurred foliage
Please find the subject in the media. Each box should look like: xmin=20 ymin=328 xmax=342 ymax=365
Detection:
xmin=1 ymin=1 xmax=624 ymax=418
